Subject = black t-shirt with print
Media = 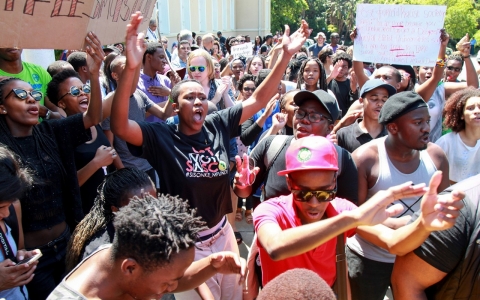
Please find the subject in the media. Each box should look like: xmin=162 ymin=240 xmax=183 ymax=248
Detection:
xmin=129 ymin=103 xmax=243 ymax=228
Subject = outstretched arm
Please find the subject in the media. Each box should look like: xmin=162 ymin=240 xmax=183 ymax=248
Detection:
xmin=82 ymin=32 xmax=104 ymax=129
xmin=356 ymin=171 xmax=464 ymax=256
xmin=240 ymin=21 xmax=311 ymax=124
xmin=174 ymin=252 xmax=246 ymax=292
xmin=416 ymin=30 xmax=448 ymax=102
xmin=257 ymin=181 xmax=428 ymax=261
xmin=350 ymin=28 xmax=370 ymax=90
xmin=110 ymin=12 xmax=146 ymax=147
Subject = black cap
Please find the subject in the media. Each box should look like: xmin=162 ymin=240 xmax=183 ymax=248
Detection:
xmin=293 ymin=90 xmax=340 ymax=121
xmin=391 ymin=64 xmax=417 ymax=86
xmin=378 ymin=91 xmax=427 ymax=124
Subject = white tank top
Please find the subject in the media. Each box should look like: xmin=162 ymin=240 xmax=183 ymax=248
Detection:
xmin=347 ymin=136 xmax=438 ymax=263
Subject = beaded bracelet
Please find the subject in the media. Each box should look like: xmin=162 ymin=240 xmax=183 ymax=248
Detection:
xmin=436 ymin=58 xmax=446 ymax=68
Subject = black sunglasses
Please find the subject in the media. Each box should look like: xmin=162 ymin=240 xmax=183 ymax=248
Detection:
xmin=243 ymin=87 xmax=256 ymax=92
xmin=59 ymin=84 xmax=91 ymax=100
xmin=6 ymin=88 xmax=43 ymax=101
xmin=292 ymin=188 xmax=337 ymax=202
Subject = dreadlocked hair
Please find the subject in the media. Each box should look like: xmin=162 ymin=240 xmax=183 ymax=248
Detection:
xmin=65 ymin=167 xmax=154 ymax=272
xmin=296 ymin=58 xmax=327 ymax=92
xmin=111 ymin=194 xmax=207 ymax=272
xmin=0 ymin=78 xmax=67 ymax=180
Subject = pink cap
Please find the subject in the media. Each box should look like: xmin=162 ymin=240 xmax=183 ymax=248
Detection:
xmin=277 ymin=136 xmax=338 ymax=176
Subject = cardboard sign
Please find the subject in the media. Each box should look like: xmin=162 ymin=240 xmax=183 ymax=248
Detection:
xmin=354 ymin=4 xmax=446 ymax=66
xmin=231 ymin=42 xmax=253 ymax=59
xmin=0 ymin=0 xmax=156 ymax=50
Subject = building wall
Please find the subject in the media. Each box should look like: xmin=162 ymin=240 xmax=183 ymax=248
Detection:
xmin=154 ymin=0 xmax=270 ymax=48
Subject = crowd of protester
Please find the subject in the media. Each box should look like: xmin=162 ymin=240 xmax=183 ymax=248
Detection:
xmin=0 ymin=10 xmax=478 ymax=300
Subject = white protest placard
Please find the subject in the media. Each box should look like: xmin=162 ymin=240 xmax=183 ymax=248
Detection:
xmin=354 ymin=4 xmax=446 ymax=66
xmin=231 ymin=43 xmax=253 ymax=59
xmin=0 ymin=0 xmax=156 ymax=50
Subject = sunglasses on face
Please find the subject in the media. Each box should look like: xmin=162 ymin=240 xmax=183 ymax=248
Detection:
xmin=446 ymin=66 xmax=462 ymax=72
xmin=243 ymin=87 xmax=255 ymax=92
xmin=189 ymin=66 xmax=206 ymax=73
xmin=214 ymin=63 xmax=221 ymax=68
xmin=238 ymin=40 xmax=246 ymax=43
xmin=292 ymin=188 xmax=337 ymax=202
xmin=59 ymin=84 xmax=91 ymax=100
xmin=295 ymin=109 xmax=332 ymax=123
xmin=6 ymin=88 xmax=43 ymax=101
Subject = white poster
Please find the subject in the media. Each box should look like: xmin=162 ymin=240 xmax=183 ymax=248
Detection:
xmin=231 ymin=42 xmax=253 ymax=59
xmin=354 ymin=4 xmax=446 ymax=66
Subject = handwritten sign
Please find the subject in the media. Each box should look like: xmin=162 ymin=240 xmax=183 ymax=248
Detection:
xmin=231 ymin=43 xmax=253 ymax=59
xmin=0 ymin=0 xmax=156 ymax=50
xmin=354 ymin=4 xmax=446 ymax=66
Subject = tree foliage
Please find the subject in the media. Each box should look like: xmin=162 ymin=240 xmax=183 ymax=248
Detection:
xmin=271 ymin=0 xmax=309 ymax=33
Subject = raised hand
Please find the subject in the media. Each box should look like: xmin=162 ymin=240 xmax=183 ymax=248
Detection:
xmin=234 ymin=153 xmax=260 ymax=188
xmin=271 ymin=112 xmax=287 ymax=131
xmin=440 ymin=29 xmax=450 ymax=48
xmin=354 ymin=181 xmax=428 ymax=227
xmin=282 ymin=20 xmax=311 ymax=56
xmin=84 ymin=32 xmax=105 ymax=75
xmin=419 ymin=171 xmax=464 ymax=231
xmin=125 ymin=11 xmax=147 ymax=69
xmin=350 ymin=28 xmax=358 ymax=41
xmin=263 ymin=94 xmax=280 ymax=117
xmin=209 ymin=251 xmax=246 ymax=284
xmin=330 ymin=60 xmax=343 ymax=79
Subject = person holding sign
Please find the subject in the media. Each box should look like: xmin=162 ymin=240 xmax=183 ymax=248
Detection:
xmin=416 ymin=32 xmax=478 ymax=142
xmin=0 ymin=32 xmax=104 ymax=299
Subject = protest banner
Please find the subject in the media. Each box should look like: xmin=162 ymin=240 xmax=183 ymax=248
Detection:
xmin=0 ymin=0 xmax=156 ymax=50
xmin=354 ymin=4 xmax=446 ymax=66
xmin=231 ymin=42 xmax=253 ymax=59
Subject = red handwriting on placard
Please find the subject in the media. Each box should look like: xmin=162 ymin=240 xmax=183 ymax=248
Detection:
xmin=5 ymin=0 xmax=14 ymax=11
xmin=51 ymin=0 xmax=82 ymax=17
xmin=24 ymin=0 xmax=48 ymax=15
xmin=84 ymin=0 xmax=153 ymax=22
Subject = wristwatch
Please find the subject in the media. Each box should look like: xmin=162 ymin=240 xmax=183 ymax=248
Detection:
xmin=45 ymin=110 xmax=52 ymax=120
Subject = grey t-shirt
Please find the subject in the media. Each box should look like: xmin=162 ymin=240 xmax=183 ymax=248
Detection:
xmin=47 ymin=245 xmax=111 ymax=300
xmin=102 ymin=90 xmax=154 ymax=171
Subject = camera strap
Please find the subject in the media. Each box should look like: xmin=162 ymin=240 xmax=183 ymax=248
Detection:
xmin=0 ymin=222 xmax=17 ymax=262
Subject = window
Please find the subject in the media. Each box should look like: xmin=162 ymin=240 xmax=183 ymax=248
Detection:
xmin=212 ymin=0 xmax=219 ymax=30
xmin=158 ymin=0 xmax=170 ymax=34
xmin=230 ymin=0 xmax=235 ymax=30
xmin=222 ymin=0 xmax=227 ymax=30
xmin=181 ymin=0 xmax=191 ymax=30
xmin=199 ymin=0 xmax=206 ymax=32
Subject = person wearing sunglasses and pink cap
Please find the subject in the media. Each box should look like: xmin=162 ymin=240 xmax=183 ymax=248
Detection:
xmin=251 ymin=135 xmax=464 ymax=292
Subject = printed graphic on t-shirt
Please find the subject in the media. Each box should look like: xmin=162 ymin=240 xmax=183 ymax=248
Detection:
xmin=185 ymin=147 xmax=228 ymax=178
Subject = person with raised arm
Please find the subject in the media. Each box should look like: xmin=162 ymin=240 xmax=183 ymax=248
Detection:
xmin=110 ymin=12 xmax=310 ymax=300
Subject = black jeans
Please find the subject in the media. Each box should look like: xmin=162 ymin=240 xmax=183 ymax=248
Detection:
xmin=346 ymin=246 xmax=394 ymax=300
xmin=26 ymin=226 xmax=71 ymax=300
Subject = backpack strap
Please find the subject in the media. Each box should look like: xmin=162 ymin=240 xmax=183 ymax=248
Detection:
xmin=264 ymin=135 xmax=290 ymax=171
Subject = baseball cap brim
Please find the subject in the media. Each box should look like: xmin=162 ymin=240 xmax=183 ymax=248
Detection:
xmin=361 ymin=82 xmax=396 ymax=98
xmin=278 ymin=165 xmax=339 ymax=176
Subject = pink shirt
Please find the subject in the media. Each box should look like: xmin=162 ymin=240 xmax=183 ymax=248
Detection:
xmin=253 ymin=194 xmax=357 ymax=286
